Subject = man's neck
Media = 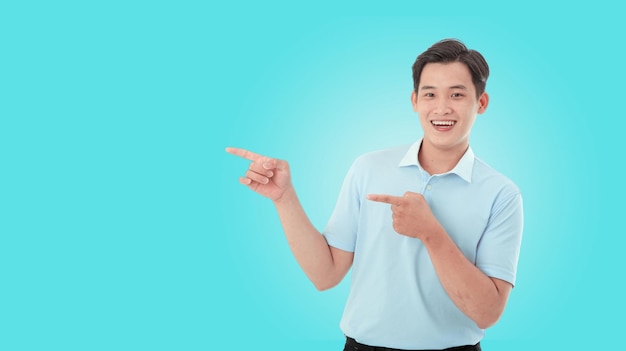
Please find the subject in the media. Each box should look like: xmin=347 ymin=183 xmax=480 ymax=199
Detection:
xmin=418 ymin=142 xmax=468 ymax=175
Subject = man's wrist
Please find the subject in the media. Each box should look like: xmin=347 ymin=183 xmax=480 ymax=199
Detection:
xmin=273 ymin=185 xmax=296 ymax=206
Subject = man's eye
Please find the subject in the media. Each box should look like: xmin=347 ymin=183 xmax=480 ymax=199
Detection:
xmin=424 ymin=93 xmax=434 ymax=97
xmin=451 ymin=93 xmax=464 ymax=98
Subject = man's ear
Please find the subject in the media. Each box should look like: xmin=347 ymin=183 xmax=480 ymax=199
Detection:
xmin=477 ymin=92 xmax=489 ymax=114
xmin=410 ymin=91 xmax=418 ymax=112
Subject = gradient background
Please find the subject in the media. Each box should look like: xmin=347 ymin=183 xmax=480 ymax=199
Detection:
xmin=1 ymin=1 xmax=624 ymax=350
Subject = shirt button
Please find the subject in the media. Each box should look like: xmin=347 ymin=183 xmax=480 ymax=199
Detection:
xmin=426 ymin=185 xmax=432 ymax=190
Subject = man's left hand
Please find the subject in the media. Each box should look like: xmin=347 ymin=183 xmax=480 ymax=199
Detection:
xmin=367 ymin=192 xmax=443 ymax=240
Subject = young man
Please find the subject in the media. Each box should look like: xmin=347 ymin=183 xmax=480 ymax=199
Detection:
xmin=226 ymin=39 xmax=523 ymax=351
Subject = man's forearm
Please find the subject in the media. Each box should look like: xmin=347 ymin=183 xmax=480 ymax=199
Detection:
xmin=273 ymin=186 xmax=348 ymax=291
xmin=423 ymin=227 xmax=511 ymax=329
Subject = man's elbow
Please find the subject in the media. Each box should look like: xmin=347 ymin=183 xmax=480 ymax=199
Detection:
xmin=474 ymin=309 xmax=504 ymax=329
xmin=475 ymin=318 xmax=497 ymax=330
xmin=314 ymin=284 xmax=332 ymax=292
xmin=313 ymin=279 xmax=338 ymax=291
xmin=475 ymin=279 xmax=512 ymax=329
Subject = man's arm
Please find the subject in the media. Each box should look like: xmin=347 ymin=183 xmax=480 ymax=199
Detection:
xmin=421 ymin=226 xmax=512 ymax=329
xmin=226 ymin=147 xmax=353 ymax=291
xmin=368 ymin=192 xmax=512 ymax=329
xmin=273 ymin=186 xmax=353 ymax=291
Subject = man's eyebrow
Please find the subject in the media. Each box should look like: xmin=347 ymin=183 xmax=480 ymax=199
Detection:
xmin=419 ymin=84 xmax=468 ymax=90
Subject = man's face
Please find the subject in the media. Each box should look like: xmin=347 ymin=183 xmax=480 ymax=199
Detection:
xmin=411 ymin=61 xmax=488 ymax=154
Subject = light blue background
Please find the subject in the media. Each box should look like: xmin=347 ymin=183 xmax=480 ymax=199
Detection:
xmin=1 ymin=1 xmax=624 ymax=350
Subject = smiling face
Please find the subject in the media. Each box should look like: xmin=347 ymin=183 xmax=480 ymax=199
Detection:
xmin=411 ymin=61 xmax=489 ymax=157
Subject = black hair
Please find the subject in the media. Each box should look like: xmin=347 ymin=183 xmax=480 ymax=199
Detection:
xmin=412 ymin=39 xmax=489 ymax=98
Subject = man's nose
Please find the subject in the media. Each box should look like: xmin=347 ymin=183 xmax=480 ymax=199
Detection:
xmin=433 ymin=98 xmax=452 ymax=115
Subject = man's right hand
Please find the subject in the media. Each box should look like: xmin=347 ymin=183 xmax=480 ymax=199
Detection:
xmin=226 ymin=146 xmax=353 ymax=291
xmin=226 ymin=147 xmax=292 ymax=201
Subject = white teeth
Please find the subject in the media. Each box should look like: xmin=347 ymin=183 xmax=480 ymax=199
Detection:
xmin=431 ymin=120 xmax=456 ymax=126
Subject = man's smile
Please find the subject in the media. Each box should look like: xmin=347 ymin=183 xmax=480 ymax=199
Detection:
xmin=431 ymin=120 xmax=456 ymax=130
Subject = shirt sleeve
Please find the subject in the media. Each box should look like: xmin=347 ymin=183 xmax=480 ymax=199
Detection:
xmin=322 ymin=159 xmax=361 ymax=253
xmin=475 ymin=187 xmax=524 ymax=286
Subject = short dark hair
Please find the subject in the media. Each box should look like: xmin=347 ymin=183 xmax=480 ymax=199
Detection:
xmin=412 ymin=39 xmax=489 ymax=98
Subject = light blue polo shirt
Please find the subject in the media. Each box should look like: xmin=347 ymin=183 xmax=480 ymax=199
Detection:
xmin=323 ymin=140 xmax=523 ymax=349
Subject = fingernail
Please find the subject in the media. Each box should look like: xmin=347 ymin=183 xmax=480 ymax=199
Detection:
xmin=263 ymin=162 xmax=272 ymax=169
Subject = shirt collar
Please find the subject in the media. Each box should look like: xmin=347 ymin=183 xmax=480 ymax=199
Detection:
xmin=398 ymin=140 xmax=422 ymax=167
xmin=398 ymin=139 xmax=475 ymax=183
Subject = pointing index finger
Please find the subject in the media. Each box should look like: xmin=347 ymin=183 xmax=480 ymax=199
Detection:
xmin=225 ymin=147 xmax=264 ymax=162
xmin=367 ymin=194 xmax=403 ymax=205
